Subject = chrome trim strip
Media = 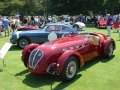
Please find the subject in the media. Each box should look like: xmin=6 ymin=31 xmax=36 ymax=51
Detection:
xmin=29 ymin=50 xmax=44 ymax=69
xmin=34 ymin=50 xmax=43 ymax=69
xmin=32 ymin=50 xmax=40 ymax=67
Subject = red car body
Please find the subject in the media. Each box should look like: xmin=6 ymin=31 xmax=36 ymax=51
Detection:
xmin=21 ymin=32 xmax=115 ymax=81
xmin=17 ymin=26 xmax=39 ymax=31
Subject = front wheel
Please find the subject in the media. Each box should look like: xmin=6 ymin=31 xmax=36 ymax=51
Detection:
xmin=60 ymin=56 xmax=78 ymax=82
xmin=17 ymin=38 xmax=30 ymax=49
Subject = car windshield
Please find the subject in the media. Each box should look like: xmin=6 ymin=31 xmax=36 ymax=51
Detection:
xmin=78 ymin=32 xmax=93 ymax=40
xmin=44 ymin=25 xmax=62 ymax=31
xmin=78 ymin=32 xmax=100 ymax=45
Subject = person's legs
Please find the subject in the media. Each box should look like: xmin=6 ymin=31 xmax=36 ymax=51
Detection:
xmin=4 ymin=28 xmax=6 ymax=37
xmin=7 ymin=28 xmax=9 ymax=36
xmin=11 ymin=24 xmax=15 ymax=32
xmin=107 ymin=26 xmax=111 ymax=37
xmin=4 ymin=27 xmax=9 ymax=37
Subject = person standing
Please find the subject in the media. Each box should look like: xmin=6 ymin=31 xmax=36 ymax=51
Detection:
xmin=2 ymin=17 xmax=9 ymax=37
xmin=16 ymin=17 xmax=21 ymax=31
xmin=106 ymin=14 xmax=113 ymax=37
xmin=10 ymin=17 xmax=16 ymax=32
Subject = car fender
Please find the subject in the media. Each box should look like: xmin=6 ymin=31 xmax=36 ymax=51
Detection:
xmin=73 ymin=22 xmax=86 ymax=29
xmin=21 ymin=43 xmax=40 ymax=62
xmin=57 ymin=50 xmax=84 ymax=74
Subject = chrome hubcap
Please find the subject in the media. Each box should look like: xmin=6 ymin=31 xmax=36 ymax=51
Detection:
xmin=108 ymin=44 xmax=113 ymax=57
xmin=19 ymin=39 xmax=28 ymax=48
xmin=66 ymin=61 xmax=77 ymax=79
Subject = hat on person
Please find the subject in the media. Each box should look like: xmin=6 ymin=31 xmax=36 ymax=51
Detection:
xmin=107 ymin=14 xmax=110 ymax=16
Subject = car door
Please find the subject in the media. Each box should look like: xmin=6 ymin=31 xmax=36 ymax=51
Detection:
xmin=77 ymin=35 xmax=99 ymax=61
xmin=29 ymin=30 xmax=49 ymax=43
xmin=31 ymin=25 xmax=59 ymax=43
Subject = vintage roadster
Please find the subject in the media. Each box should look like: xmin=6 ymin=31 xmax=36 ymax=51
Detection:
xmin=21 ymin=32 xmax=115 ymax=81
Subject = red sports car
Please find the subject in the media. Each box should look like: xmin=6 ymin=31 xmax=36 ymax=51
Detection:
xmin=97 ymin=19 xmax=107 ymax=29
xmin=21 ymin=32 xmax=115 ymax=81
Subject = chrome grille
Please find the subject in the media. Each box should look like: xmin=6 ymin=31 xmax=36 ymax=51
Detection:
xmin=29 ymin=50 xmax=43 ymax=68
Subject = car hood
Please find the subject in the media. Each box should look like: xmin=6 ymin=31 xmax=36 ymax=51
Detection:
xmin=34 ymin=35 xmax=87 ymax=53
xmin=13 ymin=30 xmax=46 ymax=34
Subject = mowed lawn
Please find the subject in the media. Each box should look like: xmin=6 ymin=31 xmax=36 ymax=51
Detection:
xmin=0 ymin=26 xmax=120 ymax=90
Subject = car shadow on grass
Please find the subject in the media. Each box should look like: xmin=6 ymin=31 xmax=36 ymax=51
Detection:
xmin=15 ymin=69 xmax=29 ymax=76
xmin=23 ymin=74 xmax=61 ymax=90
xmin=80 ymin=55 xmax=115 ymax=72
xmin=116 ymin=39 xmax=120 ymax=41
xmin=0 ymin=69 xmax=3 ymax=72
xmin=20 ymin=55 xmax=115 ymax=90
xmin=22 ymin=73 xmax=82 ymax=90
xmin=9 ymin=45 xmax=22 ymax=51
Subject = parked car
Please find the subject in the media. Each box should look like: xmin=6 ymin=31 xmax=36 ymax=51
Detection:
xmin=10 ymin=23 xmax=76 ymax=48
xmin=97 ymin=19 xmax=107 ymax=29
xmin=73 ymin=22 xmax=86 ymax=30
xmin=17 ymin=26 xmax=39 ymax=31
xmin=21 ymin=32 xmax=115 ymax=81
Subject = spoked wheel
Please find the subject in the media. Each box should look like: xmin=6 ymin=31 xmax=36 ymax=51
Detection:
xmin=60 ymin=56 xmax=78 ymax=82
xmin=106 ymin=42 xmax=114 ymax=58
xmin=17 ymin=38 xmax=30 ymax=48
xmin=66 ymin=61 xmax=77 ymax=78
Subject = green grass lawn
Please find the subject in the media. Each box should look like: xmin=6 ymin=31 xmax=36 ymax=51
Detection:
xmin=0 ymin=27 xmax=120 ymax=90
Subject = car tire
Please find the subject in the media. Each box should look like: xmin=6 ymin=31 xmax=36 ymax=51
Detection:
xmin=17 ymin=37 xmax=31 ymax=49
xmin=24 ymin=52 xmax=30 ymax=67
xmin=73 ymin=25 xmax=79 ymax=31
xmin=60 ymin=56 xmax=78 ymax=82
xmin=97 ymin=24 xmax=100 ymax=29
xmin=105 ymin=42 xmax=114 ymax=58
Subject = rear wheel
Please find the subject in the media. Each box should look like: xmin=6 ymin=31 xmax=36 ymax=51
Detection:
xmin=17 ymin=38 xmax=30 ymax=48
xmin=105 ymin=42 xmax=114 ymax=58
xmin=60 ymin=56 xmax=78 ymax=82
xmin=73 ymin=25 xmax=79 ymax=31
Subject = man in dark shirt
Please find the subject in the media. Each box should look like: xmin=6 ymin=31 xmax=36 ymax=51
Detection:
xmin=106 ymin=14 xmax=113 ymax=37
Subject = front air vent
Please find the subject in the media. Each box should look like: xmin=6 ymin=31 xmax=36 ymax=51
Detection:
xmin=29 ymin=50 xmax=43 ymax=68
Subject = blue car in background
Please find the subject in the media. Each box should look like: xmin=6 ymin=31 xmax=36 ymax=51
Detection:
xmin=10 ymin=23 xmax=76 ymax=48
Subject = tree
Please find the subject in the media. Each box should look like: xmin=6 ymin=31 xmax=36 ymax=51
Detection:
xmin=0 ymin=0 xmax=120 ymax=15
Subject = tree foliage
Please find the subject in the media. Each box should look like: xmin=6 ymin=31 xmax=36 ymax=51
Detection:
xmin=0 ymin=0 xmax=120 ymax=16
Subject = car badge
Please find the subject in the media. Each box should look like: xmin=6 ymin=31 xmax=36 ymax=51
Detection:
xmin=63 ymin=48 xmax=67 ymax=51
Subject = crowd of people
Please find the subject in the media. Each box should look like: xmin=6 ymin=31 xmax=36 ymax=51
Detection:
xmin=0 ymin=14 xmax=95 ymax=37
xmin=95 ymin=14 xmax=120 ymax=37
xmin=0 ymin=14 xmax=120 ymax=38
